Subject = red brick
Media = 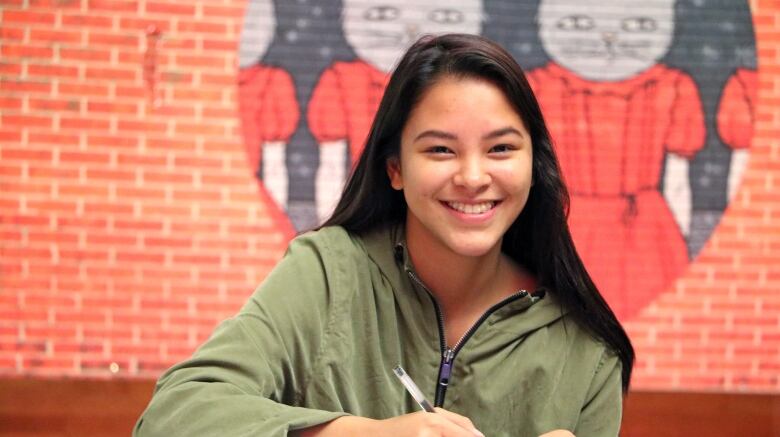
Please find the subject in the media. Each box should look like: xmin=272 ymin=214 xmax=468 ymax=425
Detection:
xmin=172 ymin=88 xmax=223 ymax=102
xmin=137 ymin=359 xmax=171 ymax=373
xmin=145 ymin=2 xmax=195 ymax=16
xmin=25 ymin=324 xmax=78 ymax=341
xmin=113 ymin=219 xmax=163 ymax=232
xmin=1 ymin=10 xmax=56 ymax=25
xmin=87 ymin=101 xmax=138 ymax=114
xmin=27 ymin=200 xmax=79 ymax=214
xmin=87 ymin=134 xmax=139 ymax=149
xmin=85 ymin=66 xmax=138 ymax=81
xmin=0 ymin=136 xmax=25 ymax=152
xmin=202 ymin=39 xmax=238 ymax=52
xmin=85 ymin=232 xmax=137 ymax=246
xmin=58 ymin=249 xmax=109 ymax=265
xmin=1 ymin=26 xmax=25 ymax=40
xmin=28 ymin=98 xmax=81 ymax=112
xmin=117 ymin=120 xmax=167 ymax=134
xmin=0 ymin=148 xmax=53 ymax=161
xmin=28 ymin=165 xmax=79 ymax=179
xmin=87 ymin=31 xmax=140 ymax=47
xmin=0 ymin=62 xmax=23 ymax=76
xmin=114 ymin=85 xmax=146 ymax=99
xmin=27 ymin=63 xmax=81 ymax=79
xmin=142 ymin=236 xmax=192 ymax=249
xmin=138 ymin=203 xmax=191 ymax=217
xmin=57 ymin=182 xmax=109 ymax=198
xmin=1 ymin=43 xmax=54 ymax=59
xmin=0 ymin=78 xmax=52 ymax=94
xmin=84 ymin=265 xmax=135 ymax=280
xmin=115 ymin=250 xmax=165 ymax=264
xmin=61 ymin=13 xmax=113 ymax=28
xmin=175 ymin=54 xmax=226 ymax=69
xmin=118 ymin=17 xmax=171 ymax=32
xmin=29 ymin=28 xmax=83 ymax=44
xmin=1 ymin=114 xmax=52 ymax=128
xmin=81 ymin=359 xmax=131 ymax=374
xmin=159 ymin=71 xmax=194 ymax=84
xmin=142 ymin=170 xmax=192 ymax=185
xmin=60 ymin=116 xmax=111 ymax=131
xmin=58 ymin=82 xmax=110 ymax=97
xmin=116 ymin=153 xmax=166 ymax=166
xmin=116 ymin=50 xmax=144 ymax=64
xmin=87 ymin=0 xmax=138 ymax=13
xmin=59 ymin=47 xmax=112 ymax=62
xmin=176 ymin=20 xmax=227 ymax=34
xmin=52 ymin=342 xmax=104 ymax=354
xmin=82 ymin=201 xmax=133 ymax=215
xmin=146 ymin=137 xmax=196 ymax=151
xmin=202 ymin=5 xmax=244 ymax=18
xmin=0 ymin=96 xmax=22 ymax=110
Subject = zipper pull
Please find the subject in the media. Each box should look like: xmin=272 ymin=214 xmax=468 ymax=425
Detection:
xmin=438 ymin=348 xmax=454 ymax=389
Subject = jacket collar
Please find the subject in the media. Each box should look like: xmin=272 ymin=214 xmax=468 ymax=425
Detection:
xmin=359 ymin=223 xmax=568 ymax=338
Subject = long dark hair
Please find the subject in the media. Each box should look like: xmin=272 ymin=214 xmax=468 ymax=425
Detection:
xmin=321 ymin=33 xmax=634 ymax=390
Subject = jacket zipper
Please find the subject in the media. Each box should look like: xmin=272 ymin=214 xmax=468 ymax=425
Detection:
xmin=406 ymin=269 xmax=531 ymax=407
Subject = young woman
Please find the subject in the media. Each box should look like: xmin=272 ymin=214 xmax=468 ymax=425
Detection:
xmin=135 ymin=34 xmax=634 ymax=437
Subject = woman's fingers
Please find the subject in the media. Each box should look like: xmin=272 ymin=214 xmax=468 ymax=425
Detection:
xmin=538 ymin=430 xmax=575 ymax=437
xmin=433 ymin=408 xmax=484 ymax=436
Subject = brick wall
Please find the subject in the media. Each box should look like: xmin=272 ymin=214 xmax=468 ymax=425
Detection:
xmin=0 ymin=0 xmax=778 ymax=391
xmin=0 ymin=0 xmax=290 ymax=377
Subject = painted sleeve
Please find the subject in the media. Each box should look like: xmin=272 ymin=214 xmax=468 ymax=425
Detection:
xmin=134 ymin=234 xmax=348 ymax=436
xmin=263 ymin=68 xmax=300 ymax=142
xmin=308 ymin=66 xmax=348 ymax=143
xmin=237 ymin=65 xmax=268 ymax=173
xmin=666 ymin=72 xmax=706 ymax=158
xmin=573 ymin=350 xmax=623 ymax=437
xmin=717 ymin=71 xmax=756 ymax=150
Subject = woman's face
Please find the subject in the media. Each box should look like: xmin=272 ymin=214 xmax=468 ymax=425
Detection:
xmin=387 ymin=76 xmax=533 ymax=259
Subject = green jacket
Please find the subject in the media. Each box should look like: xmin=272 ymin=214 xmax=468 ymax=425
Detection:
xmin=135 ymin=225 xmax=622 ymax=436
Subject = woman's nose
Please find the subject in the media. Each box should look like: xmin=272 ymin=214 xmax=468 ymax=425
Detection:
xmin=453 ymin=158 xmax=491 ymax=189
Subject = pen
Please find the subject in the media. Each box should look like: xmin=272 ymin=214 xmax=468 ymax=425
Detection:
xmin=393 ymin=365 xmax=436 ymax=413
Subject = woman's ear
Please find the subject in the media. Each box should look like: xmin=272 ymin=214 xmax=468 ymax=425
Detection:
xmin=386 ymin=157 xmax=403 ymax=190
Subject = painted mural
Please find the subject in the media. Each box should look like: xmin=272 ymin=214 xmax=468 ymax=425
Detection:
xmin=237 ymin=0 xmax=756 ymax=320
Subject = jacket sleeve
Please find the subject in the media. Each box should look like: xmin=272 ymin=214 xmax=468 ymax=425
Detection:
xmin=134 ymin=234 xmax=349 ymax=436
xmin=573 ymin=350 xmax=624 ymax=436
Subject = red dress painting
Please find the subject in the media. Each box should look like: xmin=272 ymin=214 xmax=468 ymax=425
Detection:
xmin=307 ymin=60 xmax=390 ymax=164
xmin=528 ymin=62 xmax=706 ymax=319
xmin=237 ymin=64 xmax=299 ymax=238
xmin=717 ymin=68 xmax=758 ymax=150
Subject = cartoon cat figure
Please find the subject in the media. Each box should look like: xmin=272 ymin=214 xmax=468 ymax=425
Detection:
xmin=238 ymin=0 xmax=298 ymax=238
xmin=528 ymin=0 xmax=706 ymax=319
xmin=308 ymin=0 xmax=484 ymax=222
xmin=717 ymin=68 xmax=757 ymax=200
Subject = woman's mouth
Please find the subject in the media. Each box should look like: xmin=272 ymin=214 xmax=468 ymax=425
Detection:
xmin=444 ymin=201 xmax=498 ymax=215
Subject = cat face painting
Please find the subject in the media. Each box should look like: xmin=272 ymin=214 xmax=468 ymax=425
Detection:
xmin=238 ymin=0 xmax=276 ymax=68
xmin=342 ymin=0 xmax=484 ymax=72
xmin=538 ymin=0 xmax=675 ymax=81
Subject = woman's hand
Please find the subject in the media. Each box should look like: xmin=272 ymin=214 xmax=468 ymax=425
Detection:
xmin=295 ymin=408 xmax=484 ymax=437
xmin=538 ymin=430 xmax=575 ymax=437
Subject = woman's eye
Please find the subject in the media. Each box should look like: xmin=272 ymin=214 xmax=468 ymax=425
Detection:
xmin=427 ymin=146 xmax=452 ymax=154
xmin=490 ymin=144 xmax=515 ymax=153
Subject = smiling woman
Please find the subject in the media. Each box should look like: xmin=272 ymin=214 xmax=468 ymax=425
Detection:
xmin=135 ymin=34 xmax=634 ymax=437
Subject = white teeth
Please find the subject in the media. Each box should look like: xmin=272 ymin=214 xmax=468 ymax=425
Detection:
xmin=446 ymin=201 xmax=496 ymax=214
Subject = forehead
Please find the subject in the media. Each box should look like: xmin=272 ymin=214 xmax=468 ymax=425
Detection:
xmin=404 ymin=76 xmax=527 ymax=130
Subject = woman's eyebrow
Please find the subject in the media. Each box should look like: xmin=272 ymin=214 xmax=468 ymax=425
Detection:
xmin=482 ymin=127 xmax=525 ymax=140
xmin=413 ymin=129 xmax=458 ymax=142
xmin=413 ymin=127 xmax=525 ymax=142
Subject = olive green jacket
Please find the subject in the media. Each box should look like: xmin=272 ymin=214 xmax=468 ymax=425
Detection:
xmin=134 ymin=225 xmax=622 ymax=437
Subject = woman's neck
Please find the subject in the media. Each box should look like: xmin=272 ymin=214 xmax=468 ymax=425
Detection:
xmin=405 ymin=229 xmax=525 ymax=319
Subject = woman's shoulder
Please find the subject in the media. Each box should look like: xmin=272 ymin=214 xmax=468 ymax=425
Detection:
xmin=288 ymin=225 xmax=368 ymax=260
